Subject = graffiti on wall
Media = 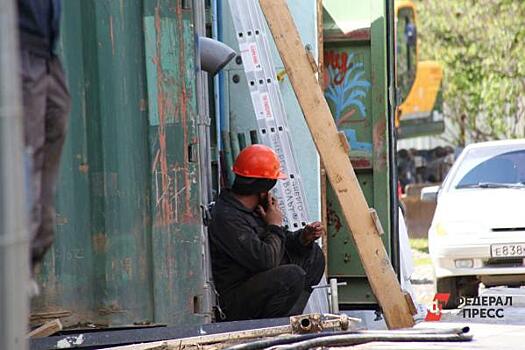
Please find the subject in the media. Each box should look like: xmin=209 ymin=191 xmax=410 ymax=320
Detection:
xmin=324 ymin=50 xmax=372 ymax=153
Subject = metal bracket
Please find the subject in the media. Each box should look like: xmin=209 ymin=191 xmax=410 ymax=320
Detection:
xmin=201 ymin=202 xmax=214 ymax=226
xmin=369 ymin=208 xmax=384 ymax=235
xmin=312 ymin=278 xmax=347 ymax=314
xmin=276 ymin=69 xmax=287 ymax=81
xmin=305 ymin=44 xmax=318 ymax=73
xmin=289 ymin=313 xmax=359 ymax=334
xmin=403 ymin=291 xmax=418 ymax=316
xmin=338 ymin=131 xmax=351 ymax=154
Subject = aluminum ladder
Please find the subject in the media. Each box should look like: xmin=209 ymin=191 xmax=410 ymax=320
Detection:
xmin=227 ymin=0 xmax=330 ymax=313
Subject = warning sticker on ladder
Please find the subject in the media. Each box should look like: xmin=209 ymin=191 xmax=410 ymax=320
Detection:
xmin=260 ymin=93 xmax=273 ymax=118
xmin=239 ymin=42 xmax=262 ymax=72
xmin=250 ymin=91 xmax=273 ymax=120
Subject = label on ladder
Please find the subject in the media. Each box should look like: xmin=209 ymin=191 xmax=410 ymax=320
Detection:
xmin=227 ymin=0 xmax=329 ymax=313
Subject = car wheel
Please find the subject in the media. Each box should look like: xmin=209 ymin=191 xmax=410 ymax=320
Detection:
xmin=436 ymin=277 xmax=459 ymax=309
xmin=436 ymin=277 xmax=479 ymax=309
xmin=458 ymin=277 xmax=479 ymax=299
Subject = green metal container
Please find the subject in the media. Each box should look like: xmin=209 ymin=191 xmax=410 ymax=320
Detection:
xmin=323 ymin=0 xmax=398 ymax=307
xmin=32 ymin=1 xmax=209 ymax=328
xmin=31 ymin=0 xmax=399 ymax=327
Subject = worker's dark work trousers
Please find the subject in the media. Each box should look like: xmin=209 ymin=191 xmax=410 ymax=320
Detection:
xmin=20 ymin=50 xmax=71 ymax=268
xmin=220 ymin=244 xmax=325 ymax=320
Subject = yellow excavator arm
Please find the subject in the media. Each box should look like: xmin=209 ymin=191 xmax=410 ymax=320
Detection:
xmin=398 ymin=60 xmax=443 ymax=120
xmin=395 ymin=0 xmax=445 ymax=138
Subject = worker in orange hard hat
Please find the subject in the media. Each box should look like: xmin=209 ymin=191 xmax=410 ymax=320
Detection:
xmin=209 ymin=144 xmax=325 ymax=321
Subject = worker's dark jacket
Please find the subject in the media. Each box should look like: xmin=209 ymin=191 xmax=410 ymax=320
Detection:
xmin=209 ymin=190 xmax=313 ymax=296
xmin=18 ymin=0 xmax=61 ymax=57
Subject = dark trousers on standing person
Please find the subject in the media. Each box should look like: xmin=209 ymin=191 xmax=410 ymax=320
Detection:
xmin=20 ymin=48 xmax=71 ymax=269
xmin=220 ymin=244 xmax=325 ymax=320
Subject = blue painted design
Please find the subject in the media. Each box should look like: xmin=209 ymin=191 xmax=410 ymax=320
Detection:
xmin=325 ymin=53 xmax=372 ymax=153
xmin=342 ymin=129 xmax=372 ymax=153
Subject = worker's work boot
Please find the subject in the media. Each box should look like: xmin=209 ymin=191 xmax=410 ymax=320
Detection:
xmin=287 ymin=290 xmax=311 ymax=316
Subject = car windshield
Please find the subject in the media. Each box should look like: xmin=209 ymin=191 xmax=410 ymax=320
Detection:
xmin=448 ymin=145 xmax=525 ymax=190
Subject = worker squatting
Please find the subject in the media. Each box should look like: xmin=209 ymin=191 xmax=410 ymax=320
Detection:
xmin=208 ymin=144 xmax=326 ymax=320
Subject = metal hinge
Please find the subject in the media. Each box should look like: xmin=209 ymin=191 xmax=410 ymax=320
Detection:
xmin=200 ymin=202 xmax=214 ymax=226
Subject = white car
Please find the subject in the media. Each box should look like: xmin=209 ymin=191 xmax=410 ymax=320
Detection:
xmin=423 ymin=139 xmax=525 ymax=308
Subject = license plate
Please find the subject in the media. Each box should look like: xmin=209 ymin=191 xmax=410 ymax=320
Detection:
xmin=491 ymin=243 xmax=525 ymax=258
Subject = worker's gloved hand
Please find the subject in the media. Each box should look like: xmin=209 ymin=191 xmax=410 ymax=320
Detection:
xmin=301 ymin=221 xmax=324 ymax=246
xmin=256 ymin=192 xmax=283 ymax=226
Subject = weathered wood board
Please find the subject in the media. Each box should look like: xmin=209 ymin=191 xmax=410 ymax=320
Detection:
xmin=259 ymin=0 xmax=414 ymax=329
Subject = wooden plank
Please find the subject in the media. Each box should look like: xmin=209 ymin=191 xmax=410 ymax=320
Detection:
xmin=316 ymin=0 xmax=324 ymax=83
xmin=27 ymin=319 xmax=62 ymax=338
xmin=103 ymin=316 xmax=360 ymax=350
xmin=259 ymin=0 xmax=415 ymax=329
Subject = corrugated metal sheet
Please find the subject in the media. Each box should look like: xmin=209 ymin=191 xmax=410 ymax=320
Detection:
xmin=32 ymin=0 xmax=208 ymax=328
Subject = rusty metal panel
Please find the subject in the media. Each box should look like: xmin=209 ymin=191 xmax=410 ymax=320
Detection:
xmin=32 ymin=0 xmax=207 ymax=328
xmin=143 ymin=0 xmax=208 ymax=327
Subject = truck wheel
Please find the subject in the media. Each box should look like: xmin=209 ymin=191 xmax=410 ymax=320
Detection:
xmin=436 ymin=277 xmax=459 ymax=309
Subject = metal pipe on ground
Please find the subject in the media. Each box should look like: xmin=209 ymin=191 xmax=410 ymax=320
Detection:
xmin=224 ymin=327 xmax=471 ymax=350
xmin=103 ymin=314 xmax=356 ymax=350
xmin=268 ymin=332 xmax=472 ymax=350
xmin=0 ymin=0 xmax=30 ymax=349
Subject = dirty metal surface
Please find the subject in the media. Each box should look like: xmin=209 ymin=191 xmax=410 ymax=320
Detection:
xmin=32 ymin=0 xmax=207 ymax=328
xmin=30 ymin=318 xmax=289 ymax=350
xmin=323 ymin=0 xmax=394 ymax=306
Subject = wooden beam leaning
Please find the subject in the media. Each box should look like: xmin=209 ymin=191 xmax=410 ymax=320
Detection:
xmin=259 ymin=0 xmax=415 ymax=329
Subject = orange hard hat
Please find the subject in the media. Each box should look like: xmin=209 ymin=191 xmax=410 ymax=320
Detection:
xmin=232 ymin=144 xmax=287 ymax=180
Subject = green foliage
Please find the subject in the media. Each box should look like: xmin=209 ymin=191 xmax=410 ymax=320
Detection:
xmin=414 ymin=0 xmax=525 ymax=145
xmin=409 ymin=238 xmax=429 ymax=254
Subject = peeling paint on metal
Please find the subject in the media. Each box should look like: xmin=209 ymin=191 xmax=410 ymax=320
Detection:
xmin=56 ymin=334 xmax=85 ymax=348
xmin=33 ymin=1 xmax=207 ymax=328
xmin=92 ymin=233 xmax=108 ymax=253
xmin=139 ymin=98 xmax=147 ymax=111
xmin=373 ymin=119 xmax=387 ymax=170
xmin=175 ymin=4 xmax=193 ymax=223
xmin=327 ymin=201 xmax=342 ymax=233
xmin=323 ymin=1 xmax=393 ymax=305
xmin=154 ymin=5 xmax=174 ymax=226
xmin=78 ymin=163 xmax=89 ymax=173
xmin=55 ymin=214 xmax=68 ymax=225
xmin=98 ymin=303 xmax=126 ymax=316
xmin=351 ymin=158 xmax=372 ymax=169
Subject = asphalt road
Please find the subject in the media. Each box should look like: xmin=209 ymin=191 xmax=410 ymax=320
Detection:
xmin=410 ymin=248 xmax=525 ymax=325
xmin=340 ymin=249 xmax=525 ymax=349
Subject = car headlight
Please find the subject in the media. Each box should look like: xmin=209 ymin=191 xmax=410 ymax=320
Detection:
xmin=434 ymin=222 xmax=485 ymax=236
